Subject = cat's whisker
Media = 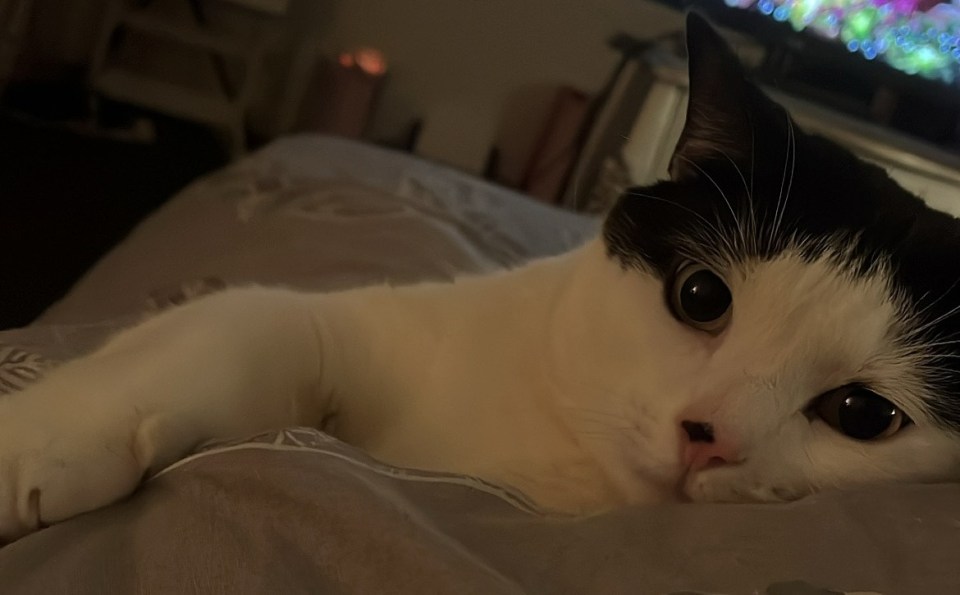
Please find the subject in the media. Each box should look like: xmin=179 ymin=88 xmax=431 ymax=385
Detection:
xmin=904 ymin=279 xmax=960 ymax=331
xmin=769 ymin=113 xmax=797 ymax=252
xmin=718 ymin=150 xmax=751 ymax=202
xmin=786 ymin=116 xmax=797 ymax=202
xmin=772 ymin=115 xmax=796 ymax=249
xmin=561 ymin=395 xmax=648 ymax=438
xmin=563 ymin=407 xmax=634 ymax=426
xmin=771 ymin=115 xmax=791 ymax=236
xmin=625 ymin=191 xmax=728 ymax=242
xmin=749 ymin=123 xmax=757 ymax=235
xmin=562 ymin=403 xmax=624 ymax=415
xmin=717 ymin=147 xmax=760 ymax=255
xmin=902 ymin=304 xmax=960 ymax=338
xmin=903 ymin=299 xmax=960 ymax=340
xmin=920 ymin=368 xmax=960 ymax=381
xmin=913 ymin=337 xmax=960 ymax=350
xmin=912 ymin=352 xmax=960 ymax=361
xmin=676 ymin=155 xmax=748 ymax=255
xmin=572 ymin=427 xmax=637 ymax=445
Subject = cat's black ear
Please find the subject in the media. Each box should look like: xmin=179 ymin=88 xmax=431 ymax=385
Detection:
xmin=670 ymin=13 xmax=756 ymax=181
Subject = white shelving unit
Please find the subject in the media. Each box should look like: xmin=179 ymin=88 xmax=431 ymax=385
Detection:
xmin=621 ymin=51 xmax=960 ymax=218
xmin=89 ymin=0 xmax=288 ymax=157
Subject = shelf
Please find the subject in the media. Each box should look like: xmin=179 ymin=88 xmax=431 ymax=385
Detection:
xmin=94 ymin=68 xmax=240 ymax=127
xmin=223 ymin=0 xmax=289 ymax=15
xmin=120 ymin=11 xmax=255 ymax=58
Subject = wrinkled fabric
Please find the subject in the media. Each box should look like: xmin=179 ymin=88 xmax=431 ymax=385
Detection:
xmin=0 ymin=425 xmax=954 ymax=594
xmin=38 ymin=135 xmax=596 ymax=325
xmin=2 ymin=136 xmax=952 ymax=594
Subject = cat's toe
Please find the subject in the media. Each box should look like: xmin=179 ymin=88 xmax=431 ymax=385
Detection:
xmin=0 ymin=455 xmax=42 ymax=541
xmin=0 ymin=411 xmax=145 ymax=542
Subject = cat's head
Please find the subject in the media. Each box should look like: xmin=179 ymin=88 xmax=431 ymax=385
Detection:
xmin=575 ymin=13 xmax=960 ymax=504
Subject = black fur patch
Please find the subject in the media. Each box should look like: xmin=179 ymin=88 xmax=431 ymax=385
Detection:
xmin=603 ymin=13 xmax=960 ymax=430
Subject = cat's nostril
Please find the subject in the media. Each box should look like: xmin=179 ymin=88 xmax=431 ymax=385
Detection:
xmin=681 ymin=420 xmax=715 ymax=443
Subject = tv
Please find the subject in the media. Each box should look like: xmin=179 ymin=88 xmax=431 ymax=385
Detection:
xmin=654 ymin=0 xmax=960 ymax=152
xmin=729 ymin=0 xmax=960 ymax=85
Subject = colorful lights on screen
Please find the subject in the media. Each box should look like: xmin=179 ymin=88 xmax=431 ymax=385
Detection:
xmin=725 ymin=0 xmax=960 ymax=83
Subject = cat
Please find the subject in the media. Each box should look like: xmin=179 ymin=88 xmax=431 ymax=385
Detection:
xmin=2 ymin=12 xmax=960 ymax=542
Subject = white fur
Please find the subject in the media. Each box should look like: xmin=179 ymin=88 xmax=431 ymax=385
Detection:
xmin=1 ymin=237 xmax=959 ymax=540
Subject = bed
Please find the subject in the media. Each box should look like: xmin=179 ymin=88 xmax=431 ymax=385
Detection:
xmin=0 ymin=135 xmax=956 ymax=594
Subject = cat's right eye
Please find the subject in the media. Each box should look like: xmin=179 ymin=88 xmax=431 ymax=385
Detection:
xmin=669 ymin=263 xmax=732 ymax=333
xmin=814 ymin=385 xmax=910 ymax=441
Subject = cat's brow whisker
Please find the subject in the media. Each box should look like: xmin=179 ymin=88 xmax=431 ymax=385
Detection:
xmin=718 ymin=147 xmax=759 ymax=254
xmin=771 ymin=115 xmax=796 ymax=247
xmin=769 ymin=114 xmax=797 ymax=251
xmin=749 ymin=123 xmax=756 ymax=211
xmin=772 ymin=115 xmax=791 ymax=233
xmin=784 ymin=118 xmax=798 ymax=237
xmin=741 ymin=123 xmax=759 ymax=254
xmin=625 ymin=192 xmax=728 ymax=242
xmin=717 ymin=149 xmax=752 ymax=204
xmin=676 ymin=154 xmax=748 ymax=254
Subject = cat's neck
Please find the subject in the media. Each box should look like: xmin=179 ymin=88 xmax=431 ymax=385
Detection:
xmin=312 ymin=239 xmax=656 ymax=513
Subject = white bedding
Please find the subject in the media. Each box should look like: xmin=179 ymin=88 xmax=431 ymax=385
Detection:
xmin=2 ymin=135 xmax=955 ymax=594
xmin=39 ymin=134 xmax=595 ymax=325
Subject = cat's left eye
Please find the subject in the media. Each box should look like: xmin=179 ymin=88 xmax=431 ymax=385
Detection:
xmin=813 ymin=386 xmax=911 ymax=441
xmin=669 ymin=263 xmax=732 ymax=333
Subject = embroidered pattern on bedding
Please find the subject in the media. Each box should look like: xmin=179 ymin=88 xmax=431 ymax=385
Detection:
xmin=0 ymin=333 xmax=890 ymax=595
xmin=147 ymin=277 xmax=227 ymax=312
xmin=210 ymin=157 xmax=588 ymax=269
xmin=235 ymin=170 xmax=527 ymax=267
xmin=154 ymin=426 xmax=545 ymax=516
xmin=0 ymin=345 xmax=51 ymax=395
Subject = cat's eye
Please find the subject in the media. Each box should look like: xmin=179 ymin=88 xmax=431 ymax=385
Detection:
xmin=814 ymin=386 xmax=910 ymax=441
xmin=669 ymin=263 xmax=732 ymax=333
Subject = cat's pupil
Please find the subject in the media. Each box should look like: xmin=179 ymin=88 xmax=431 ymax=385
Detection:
xmin=679 ymin=270 xmax=731 ymax=323
xmin=814 ymin=386 xmax=908 ymax=441
xmin=838 ymin=391 xmax=899 ymax=441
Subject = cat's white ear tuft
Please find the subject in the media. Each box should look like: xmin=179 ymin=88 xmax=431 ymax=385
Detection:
xmin=670 ymin=13 xmax=754 ymax=181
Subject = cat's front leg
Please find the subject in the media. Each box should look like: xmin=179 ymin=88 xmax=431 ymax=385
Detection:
xmin=0 ymin=287 xmax=332 ymax=541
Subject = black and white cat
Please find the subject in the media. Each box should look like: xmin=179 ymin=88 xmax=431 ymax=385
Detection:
xmin=3 ymin=14 xmax=960 ymax=541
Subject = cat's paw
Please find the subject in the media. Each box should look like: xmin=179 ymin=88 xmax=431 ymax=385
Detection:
xmin=0 ymin=391 xmax=146 ymax=541
xmin=683 ymin=467 xmax=808 ymax=503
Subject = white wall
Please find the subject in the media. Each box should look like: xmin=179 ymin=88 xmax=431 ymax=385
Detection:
xmin=316 ymin=0 xmax=683 ymax=173
xmin=17 ymin=0 xmax=683 ymax=173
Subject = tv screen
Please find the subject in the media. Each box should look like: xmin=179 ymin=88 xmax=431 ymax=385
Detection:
xmin=724 ymin=0 xmax=960 ymax=85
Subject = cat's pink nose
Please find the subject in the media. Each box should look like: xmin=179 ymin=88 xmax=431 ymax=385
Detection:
xmin=680 ymin=420 xmax=741 ymax=472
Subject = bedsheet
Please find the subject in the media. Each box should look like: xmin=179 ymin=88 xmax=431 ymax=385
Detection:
xmin=2 ymin=136 xmax=956 ymax=594
xmin=38 ymin=135 xmax=595 ymax=325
